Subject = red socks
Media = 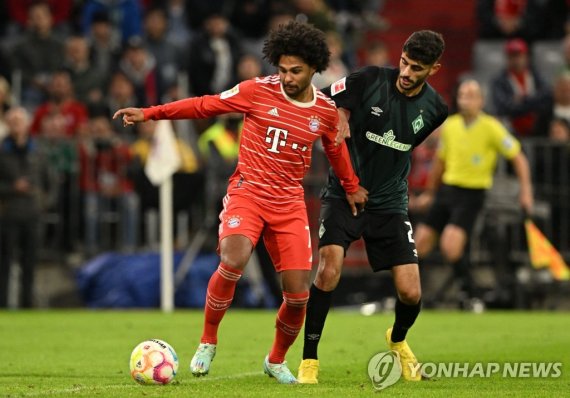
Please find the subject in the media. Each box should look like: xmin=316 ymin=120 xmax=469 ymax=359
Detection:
xmin=268 ymin=291 xmax=309 ymax=364
xmin=200 ymin=263 xmax=242 ymax=344
xmin=200 ymin=263 xmax=309 ymax=364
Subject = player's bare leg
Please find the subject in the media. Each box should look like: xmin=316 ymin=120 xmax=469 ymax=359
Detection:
xmin=388 ymin=263 xmax=422 ymax=381
xmin=191 ymin=235 xmax=252 ymax=376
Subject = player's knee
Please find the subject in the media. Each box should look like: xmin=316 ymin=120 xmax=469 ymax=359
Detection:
xmin=440 ymin=240 xmax=464 ymax=263
xmin=414 ymin=225 xmax=436 ymax=259
xmin=314 ymin=246 xmax=343 ymax=291
xmin=314 ymin=265 xmax=341 ymax=291
xmin=218 ymin=255 xmax=248 ymax=270
xmin=398 ymin=286 xmax=422 ymax=305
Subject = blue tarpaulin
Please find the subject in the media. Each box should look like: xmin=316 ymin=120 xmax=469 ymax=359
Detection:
xmin=76 ymin=252 xmax=220 ymax=308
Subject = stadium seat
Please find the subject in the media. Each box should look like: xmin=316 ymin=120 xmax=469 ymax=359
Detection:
xmin=472 ymin=40 xmax=507 ymax=85
xmin=531 ymin=40 xmax=564 ymax=87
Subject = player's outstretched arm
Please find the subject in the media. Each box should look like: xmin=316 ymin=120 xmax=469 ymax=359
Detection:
xmin=113 ymin=107 xmax=145 ymax=126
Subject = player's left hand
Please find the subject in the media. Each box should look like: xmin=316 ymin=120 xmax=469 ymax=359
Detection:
xmin=334 ymin=108 xmax=351 ymax=146
xmin=346 ymin=185 xmax=368 ymax=216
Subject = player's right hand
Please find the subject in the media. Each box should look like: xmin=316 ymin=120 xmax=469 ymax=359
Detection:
xmin=112 ymin=107 xmax=144 ymax=126
xmin=346 ymin=185 xmax=368 ymax=216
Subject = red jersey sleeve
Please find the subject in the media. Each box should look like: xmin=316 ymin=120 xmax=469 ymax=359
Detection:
xmin=321 ymin=118 xmax=360 ymax=194
xmin=142 ymin=80 xmax=256 ymax=121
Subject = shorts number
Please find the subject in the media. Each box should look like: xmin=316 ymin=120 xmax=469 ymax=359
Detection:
xmin=404 ymin=221 xmax=415 ymax=243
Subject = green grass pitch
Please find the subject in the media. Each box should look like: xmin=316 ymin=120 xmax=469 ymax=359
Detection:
xmin=1 ymin=310 xmax=569 ymax=397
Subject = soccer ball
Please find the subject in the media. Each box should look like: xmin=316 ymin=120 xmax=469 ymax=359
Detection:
xmin=129 ymin=339 xmax=179 ymax=385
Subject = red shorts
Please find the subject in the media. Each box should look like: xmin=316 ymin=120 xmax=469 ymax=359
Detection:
xmin=218 ymin=191 xmax=312 ymax=272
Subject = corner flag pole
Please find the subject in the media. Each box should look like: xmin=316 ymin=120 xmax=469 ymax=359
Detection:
xmin=160 ymin=177 xmax=175 ymax=313
xmin=145 ymin=120 xmax=181 ymax=313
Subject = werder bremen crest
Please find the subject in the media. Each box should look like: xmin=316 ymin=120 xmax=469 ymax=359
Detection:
xmin=411 ymin=114 xmax=424 ymax=134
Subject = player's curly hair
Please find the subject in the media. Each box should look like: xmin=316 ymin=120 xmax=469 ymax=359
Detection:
xmin=403 ymin=30 xmax=445 ymax=65
xmin=262 ymin=20 xmax=330 ymax=73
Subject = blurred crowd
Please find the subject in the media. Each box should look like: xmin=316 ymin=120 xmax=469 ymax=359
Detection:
xmin=0 ymin=0 xmax=569 ymax=308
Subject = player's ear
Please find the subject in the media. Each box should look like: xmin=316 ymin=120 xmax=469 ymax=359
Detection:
xmin=428 ymin=62 xmax=441 ymax=77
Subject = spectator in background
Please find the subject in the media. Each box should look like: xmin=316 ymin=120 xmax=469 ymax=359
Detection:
xmin=184 ymin=0 xmax=229 ymax=31
xmin=325 ymin=0 xmax=389 ymax=68
xmin=64 ymin=35 xmax=108 ymax=105
xmin=11 ymin=1 xmax=65 ymax=109
xmin=414 ymin=79 xmax=533 ymax=306
xmin=30 ymin=69 xmax=88 ymax=137
xmin=312 ymin=31 xmax=349 ymax=89
xmin=188 ymin=13 xmax=243 ymax=97
xmin=490 ymin=38 xmax=551 ymax=137
xmin=6 ymin=0 xmax=74 ymax=38
xmin=37 ymin=113 xmax=79 ymax=253
xmin=292 ymin=0 xmax=335 ymax=32
xmin=142 ymin=7 xmax=183 ymax=102
xmin=78 ymin=109 xmax=139 ymax=256
xmin=105 ymin=71 xmax=139 ymax=139
xmin=478 ymin=0 xmax=528 ymax=39
xmin=229 ymin=0 xmax=272 ymax=59
xmin=81 ymin=0 xmax=143 ymax=44
xmin=362 ymin=40 xmax=390 ymax=68
xmin=548 ymin=117 xmax=570 ymax=142
xmin=0 ymin=77 xmax=12 ymax=141
xmin=0 ymin=107 xmax=56 ymax=308
xmin=258 ymin=6 xmax=296 ymax=75
xmin=534 ymin=72 xmax=570 ymax=136
xmin=118 ymin=36 xmax=160 ymax=108
xmin=162 ymin=0 xmax=194 ymax=50
xmin=86 ymin=11 xmax=122 ymax=75
xmin=236 ymin=54 xmax=263 ymax=83
xmin=477 ymin=0 xmax=567 ymax=41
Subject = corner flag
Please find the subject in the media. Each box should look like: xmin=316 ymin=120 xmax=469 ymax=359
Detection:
xmin=145 ymin=120 xmax=181 ymax=186
xmin=525 ymin=218 xmax=570 ymax=281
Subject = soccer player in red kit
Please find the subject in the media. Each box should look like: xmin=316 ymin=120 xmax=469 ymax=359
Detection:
xmin=113 ymin=21 xmax=368 ymax=384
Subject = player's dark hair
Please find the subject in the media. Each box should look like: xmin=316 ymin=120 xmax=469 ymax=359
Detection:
xmin=403 ymin=30 xmax=445 ymax=65
xmin=262 ymin=21 xmax=330 ymax=73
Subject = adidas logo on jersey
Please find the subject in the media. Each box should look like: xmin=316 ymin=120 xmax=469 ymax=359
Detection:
xmin=371 ymin=106 xmax=383 ymax=116
xmin=268 ymin=107 xmax=279 ymax=117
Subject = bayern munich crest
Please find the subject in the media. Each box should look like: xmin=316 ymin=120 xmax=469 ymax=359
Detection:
xmin=226 ymin=215 xmax=242 ymax=228
xmin=308 ymin=116 xmax=320 ymax=132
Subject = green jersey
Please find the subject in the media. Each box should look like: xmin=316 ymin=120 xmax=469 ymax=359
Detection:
xmin=322 ymin=66 xmax=448 ymax=213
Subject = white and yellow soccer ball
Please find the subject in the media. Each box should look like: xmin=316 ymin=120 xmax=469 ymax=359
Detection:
xmin=129 ymin=339 xmax=179 ymax=385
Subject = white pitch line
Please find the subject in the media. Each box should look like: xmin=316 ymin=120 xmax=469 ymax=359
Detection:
xmin=187 ymin=371 xmax=262 ymax=382
xmin=14 ymin=371 xmax=263 ymax=396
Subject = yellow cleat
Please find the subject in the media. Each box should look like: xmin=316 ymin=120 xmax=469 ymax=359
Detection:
xmin=297 ymin=359 xmax=319 ymax=384
xmin=385 ymin=327 xmax=421 ymax=381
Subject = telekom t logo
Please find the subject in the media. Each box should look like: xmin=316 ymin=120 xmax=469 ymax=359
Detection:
xmin=266 ymin=127 xmax=288 ymax=153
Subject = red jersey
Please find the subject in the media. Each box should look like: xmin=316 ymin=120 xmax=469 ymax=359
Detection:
xmin=31 ymin=100 xmax=88 ymax=137
xmin=143 ymin=75 xmax=359 ymax=206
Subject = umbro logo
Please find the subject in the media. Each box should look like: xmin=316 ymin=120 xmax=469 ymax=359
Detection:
xmin=371 ymin=106 xmax=383 ymax=116
xmin=268 ymin=107 xmax=279 ymax=117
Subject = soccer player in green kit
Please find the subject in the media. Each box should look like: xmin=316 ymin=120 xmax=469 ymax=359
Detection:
xmin=298 ymin=30 xmax=448 ymax=383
